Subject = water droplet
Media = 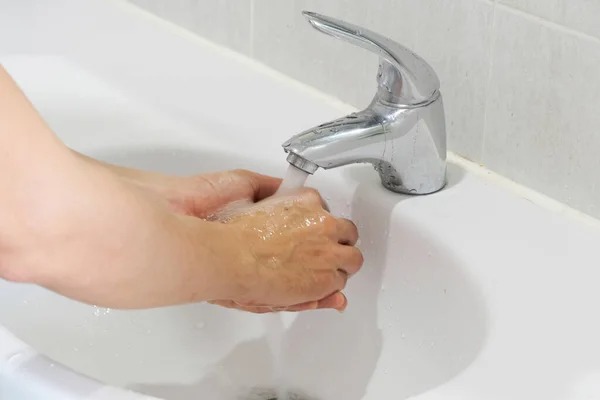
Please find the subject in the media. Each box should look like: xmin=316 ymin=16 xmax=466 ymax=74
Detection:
xmin=73 ymin=347 xmax=79 ymax=352
xmin=22 ymin=300 xmax=29 ymax=305
xmin=146 ymin=329 xmax=152 ymax=335
xmin=430 ymin=342 xmax=435 ymax=348
xmin=195 ymin=322 xmax=206 ymax=330
xmin=49 ymin=363 xmax=55 ymax=368
xmin=387 ymin=323 xmax=392 ymax=328
xmin=388 ymin=303 xmax=393 ymax=309
xmin=401 ymin=333 xmax=406 ymax=339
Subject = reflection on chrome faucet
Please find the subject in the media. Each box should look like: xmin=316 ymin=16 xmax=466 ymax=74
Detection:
xmin=282 ymin=12 xmax=447 ymax=195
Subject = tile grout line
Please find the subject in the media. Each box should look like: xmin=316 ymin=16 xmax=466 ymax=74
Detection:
xmin=495 ymin=2 xmax=600 ymax=45
xmin=479 ymin=1 xmax=498 ymax=163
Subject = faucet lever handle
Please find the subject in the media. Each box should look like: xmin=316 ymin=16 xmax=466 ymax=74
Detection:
xmin=303 ymin=11 xmax=440 ymax=106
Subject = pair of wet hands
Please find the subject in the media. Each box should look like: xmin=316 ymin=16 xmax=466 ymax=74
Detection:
xmin=144 ymin=169 xmax=364 ymax=313
xmin=209 ymin=187 xmax=363 ymax=313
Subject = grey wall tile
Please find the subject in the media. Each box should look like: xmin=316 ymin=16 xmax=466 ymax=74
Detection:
xmin=253 ymin=0 xmax=413 ymax=112
xmin=483 ymin=7 xmax=600 ymax=217
xmin=498 ymin=0 xmax=600 ymax=40
xmin=127 ymin=0 xmax=252 ymax=54
xmin=412 ymin=0 xmax=494 ymax=162
xmin=253 ymin=0 xmax=494 ymax=162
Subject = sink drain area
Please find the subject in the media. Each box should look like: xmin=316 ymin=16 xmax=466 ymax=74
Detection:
xmin=246 ymin=387 xmax=317 ymax=400
xmin=265 ymin=395 xmax=309 ymax=400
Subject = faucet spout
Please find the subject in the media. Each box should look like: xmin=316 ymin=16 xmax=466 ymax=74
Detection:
xmin=282 ymin=11 xmax=447 ymax=195
xmin=284 ymin=110 xmax=385 ymax=169
xmin=284 ymin=96 xmax=447 ymax=195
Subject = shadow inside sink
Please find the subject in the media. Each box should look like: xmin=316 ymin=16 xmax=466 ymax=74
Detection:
xmin=6 ymin=146 xmax=485 ymax=400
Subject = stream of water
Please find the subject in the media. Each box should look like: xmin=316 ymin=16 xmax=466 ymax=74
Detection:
xmin=264 ymin=164 xmax=310 ymax=400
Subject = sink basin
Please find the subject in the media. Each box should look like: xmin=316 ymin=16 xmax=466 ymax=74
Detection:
xmin=1 ymin=1 xmax=599 ymax=400
xmin=0 ymin=141 xmax=486 ymax=400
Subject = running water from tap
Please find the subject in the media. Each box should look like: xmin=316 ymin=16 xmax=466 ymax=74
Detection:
xmin=276 ymin=163 xmax=310 ymax=195
xmin=265 ymin=163 xmax=310 ymax=400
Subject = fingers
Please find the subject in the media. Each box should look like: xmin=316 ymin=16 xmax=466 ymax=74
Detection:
xmin=234 ymin=170 xmax=282 ymax=201
xmin=317 ymin=291 xmax=347 ymax=311
xmin=336 ymin=245 xmax=364 ymax=276
xmin=208 ymin=292 xmax=348 ymax=314
xmin=208 ymin=300 xmax=275 ymax=314
xmin=336 ymin=218 xmax=359 ymax=245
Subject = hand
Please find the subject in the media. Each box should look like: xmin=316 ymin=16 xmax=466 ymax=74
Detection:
xmin=210 ymin=188 xmax=363 ymax=313
xmin=75 ymin=153 xmax=282 ymax=218
xmin=75 ymin=154 xmax=361 ymax=313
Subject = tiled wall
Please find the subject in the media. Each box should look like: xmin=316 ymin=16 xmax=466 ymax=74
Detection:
xmin=127 ymin=0 xmax=600 ymax=219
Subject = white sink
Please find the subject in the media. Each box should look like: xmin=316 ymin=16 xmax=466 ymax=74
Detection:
xmin=1 ymin=2 xmax=599 ymax=400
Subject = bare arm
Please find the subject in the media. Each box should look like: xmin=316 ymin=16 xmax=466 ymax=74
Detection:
xmin=0 ymin=66 xmax=361 ymax=311
xmin=0 ymin=65 xmax=232 ymax=307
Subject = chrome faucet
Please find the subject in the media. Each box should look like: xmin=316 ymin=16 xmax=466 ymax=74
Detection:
xmin=282 ymin=12 xmax=447 ymax=194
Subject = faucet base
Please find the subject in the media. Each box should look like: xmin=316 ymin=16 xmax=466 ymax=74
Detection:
xmin=380 ymin=175 xmax=447 ymax=195
xmin=375 ymin=160 xmax=447 ymax=195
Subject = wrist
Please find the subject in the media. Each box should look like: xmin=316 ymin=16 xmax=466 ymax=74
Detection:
xmin=184 ymin=219 xmax=255 ymax=302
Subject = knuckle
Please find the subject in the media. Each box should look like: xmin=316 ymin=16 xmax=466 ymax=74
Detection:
xmin=349 ymin=219 xmax=359 ymax=235
xmin=322 ymin=214 xmax=338 ymax=232
xmin=300 ymin=187 xmax=323 ymax=204
xmin=232 ymin=168 xmax=251 ymax=176
xmin=326 ymin=251 xmax=341 ymax=269
xmin=353 ymin=249 xmax=365 ymax=270
xmin=356 ymin=249 xmax=365 ymax=266
xmin=343 ymin=218 xmax=358 ymax=232
xmin=336 ymin=272 xmax=348 ymax=290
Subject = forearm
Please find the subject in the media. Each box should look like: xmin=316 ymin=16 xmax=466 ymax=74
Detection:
xmin=35 ymin=203 xmax=238 ymax=309
xmin=0 ymin=66 xmax=66 ymax=150
xmin=0 ymin=65 xmax=78 ymax=278
xmin=2 ymin=151 xmax=237 ymax=308
xmin=0 ymin=65 xmax=239 ymax=308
